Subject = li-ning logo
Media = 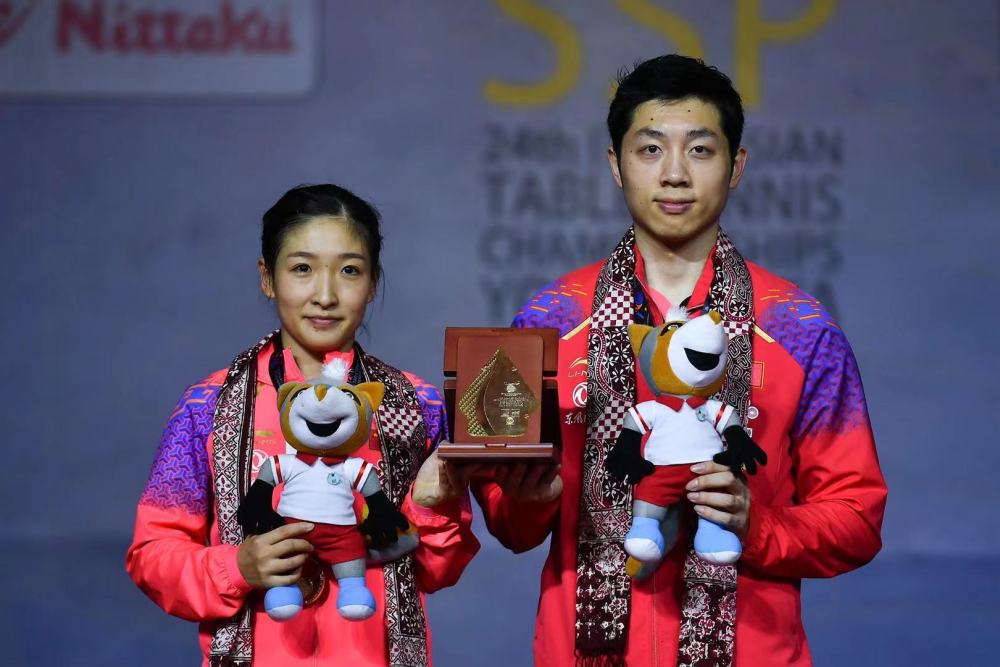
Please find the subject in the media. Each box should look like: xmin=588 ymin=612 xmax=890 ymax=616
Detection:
xmin=56 ymin=0 xmax=294 ymax=54
xmin=0 ymin=0 xmax=38 ymax=48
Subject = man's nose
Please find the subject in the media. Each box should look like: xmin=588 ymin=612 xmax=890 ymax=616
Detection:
xmin=661 ymin=149 xmax=691 ymax=187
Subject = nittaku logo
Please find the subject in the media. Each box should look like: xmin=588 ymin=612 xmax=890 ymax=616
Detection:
xmin=55 ymin=0 xmax=294 ymax=54
xmin=0 ymin=0 xmax=38 ymax=48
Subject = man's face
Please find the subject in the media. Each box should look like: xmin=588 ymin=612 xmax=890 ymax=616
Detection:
xmin=608 ymin=97 xmax=747 ymax=247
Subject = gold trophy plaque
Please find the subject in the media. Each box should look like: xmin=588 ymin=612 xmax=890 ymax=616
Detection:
xmin=440 ymin=328 xmax=560 ymax=462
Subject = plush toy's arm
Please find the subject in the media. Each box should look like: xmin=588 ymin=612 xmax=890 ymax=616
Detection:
xmin=359 ymin=474 xmax=411 ymax=549
xmin=714 ymin=412 xmax=768 ymax=480
xmin=235 ymin=460 xmax=285 ymax=535
xmin=237 ymin=482 xmax=285 ymax=536
xmin=604 ymin=411 xmax=655 ymax=485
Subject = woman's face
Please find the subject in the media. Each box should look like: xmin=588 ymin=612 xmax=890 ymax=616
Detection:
xmin=259 ymin=215 xmax=376 ymax=360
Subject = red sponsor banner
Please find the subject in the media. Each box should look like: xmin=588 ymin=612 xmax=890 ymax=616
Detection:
xmin=0 ymin=0 xmax=318 ymax=97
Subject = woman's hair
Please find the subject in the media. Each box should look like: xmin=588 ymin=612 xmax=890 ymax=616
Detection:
xmin=261 ymin=183 xmax=384 ymax=285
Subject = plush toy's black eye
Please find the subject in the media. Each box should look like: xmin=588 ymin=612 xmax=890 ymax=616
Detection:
xmin=659 ymin=322 xmax=683 ymax=336
xmin=347 ymin=390 xmax=362 ymax=405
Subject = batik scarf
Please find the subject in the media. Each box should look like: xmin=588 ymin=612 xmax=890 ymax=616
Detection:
xmin=576 ymin=227 xmax=754 ymax=667
xmin=208 ymin=332 xmax=430 ymax=667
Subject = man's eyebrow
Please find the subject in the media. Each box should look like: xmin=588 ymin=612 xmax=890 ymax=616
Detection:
xmin=688 ymin=128 xmax=719 ymax=140
xmin=634 ymin=127 xmax=666 ymax=140
xmin=633 ymin=127 xmax=719 ymax=141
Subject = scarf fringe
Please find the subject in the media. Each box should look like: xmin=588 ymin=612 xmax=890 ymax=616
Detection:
xmin=575 ymin=650 xmax=627 ymax=667
xmin=209 ymin=658 xmax=251 ymax=667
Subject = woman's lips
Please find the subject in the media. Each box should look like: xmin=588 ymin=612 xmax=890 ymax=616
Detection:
xmin=657 ymin=200 xmax=694 ymax=214
xmin=307 ymin=317 xmax=340 ymax=329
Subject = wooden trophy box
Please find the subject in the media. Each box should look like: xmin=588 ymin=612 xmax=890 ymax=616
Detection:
xmin=439 ymin=327 xmax=560 ymax=462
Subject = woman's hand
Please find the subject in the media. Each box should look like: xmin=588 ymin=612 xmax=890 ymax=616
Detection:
xmin=411 ymin=451 xmax=562 ymax=506
xmin=686 ymin=461 xmax=751 ymax=538
xmin=237 ymin=522 xmax=315 ymax=589
xmin=412 ymin=450 xmax=489 ymax=507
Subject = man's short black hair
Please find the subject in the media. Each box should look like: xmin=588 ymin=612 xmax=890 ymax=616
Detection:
xmin=608 ymin=54 xmax=744 ymax=164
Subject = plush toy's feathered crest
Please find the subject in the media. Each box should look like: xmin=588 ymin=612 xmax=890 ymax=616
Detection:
xmin=320 ymin=357 xmax=350 ymax=385
xmin=664 ymin=304 xmax=690 ymax=323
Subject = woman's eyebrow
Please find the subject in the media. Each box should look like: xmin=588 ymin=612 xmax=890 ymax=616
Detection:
xmin=284 ymin=251 xmax=367 ymax=261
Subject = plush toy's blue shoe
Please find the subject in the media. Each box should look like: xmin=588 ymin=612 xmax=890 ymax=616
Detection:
xmin=264 ymin=585 xmax=303 ymax=621
xmin=337 ymin=576 xmax=376 ymax=621
xmin=624 ymin=516 xmax=666 ymax=562
xmin=693 ymin=517 xmax=742 ymax=564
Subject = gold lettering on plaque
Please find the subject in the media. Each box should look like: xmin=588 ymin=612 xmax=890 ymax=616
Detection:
xmin=459 ymin=347 xmax=538 ymax=437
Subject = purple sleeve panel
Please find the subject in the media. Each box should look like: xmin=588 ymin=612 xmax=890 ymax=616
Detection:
xmin=139 ymin=380 xmax=221 ymax=515
xmin=757 ymin=289 xmax=870 ymax=440
xmin=408 ymin=373 xmax=448 ymax=447
xmin=511 ymin=278 xmax=588 ymax=335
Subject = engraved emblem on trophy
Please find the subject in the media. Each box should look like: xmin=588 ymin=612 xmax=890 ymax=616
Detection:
xmin=459 ymin=347 xmax=539 ymax=438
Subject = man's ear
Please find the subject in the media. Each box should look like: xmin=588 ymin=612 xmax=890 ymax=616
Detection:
xmin=258 ymin=258 xmax=275 ymax=299
xmin=729 ymin=146 xmax=748 ymax=189
xmin=627 ymin=324 xmax=653 ymax=357
xmin=354 ymin=382 xmax=386 ymax=411
xmin=608 ymin=146 xmax=624 ymax=189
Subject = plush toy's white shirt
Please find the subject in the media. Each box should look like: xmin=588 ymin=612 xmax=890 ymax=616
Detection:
xmin=267 ymin=454 xmax=373 ymax=525
xmin=628 ymin=399 xmax=734 ymax=465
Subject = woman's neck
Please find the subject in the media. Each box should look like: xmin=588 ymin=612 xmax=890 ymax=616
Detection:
xmin=634 ymin=224 xmax=717 ymax=305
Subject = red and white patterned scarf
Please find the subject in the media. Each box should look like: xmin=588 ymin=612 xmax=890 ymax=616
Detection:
xmin=577 ymin=227 xmax=754 ymax=666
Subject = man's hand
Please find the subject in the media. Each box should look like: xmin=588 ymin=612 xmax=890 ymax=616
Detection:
xmin=686 ymin=461 xmax=751 ymax=538
xmin=236 ymin=522 xmax=315 ymax=589
xmin=493 ymin=462 xmax=562 ymax=504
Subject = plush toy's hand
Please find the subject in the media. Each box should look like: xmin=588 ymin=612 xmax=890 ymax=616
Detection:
xmin=605 ymin=428 xmax=655 ymax=485
xmin=237 ymin=479 xmax=285 ymax=535
xmin=360 ymin=491 xmax=410 ymax=549
xmin=715 ymin=426 xmax=768 ymax=481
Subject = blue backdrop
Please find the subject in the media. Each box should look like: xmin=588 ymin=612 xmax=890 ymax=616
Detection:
xmin=1 ymin=1 xmax=998 ymax=665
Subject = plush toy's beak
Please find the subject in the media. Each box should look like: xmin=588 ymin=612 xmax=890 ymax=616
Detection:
xmin=314 ymin=384 xmax=329 ymax=401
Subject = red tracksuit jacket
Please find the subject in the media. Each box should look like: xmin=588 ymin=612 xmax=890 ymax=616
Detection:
xmin=473 ymin=246 xmax=887 ymax=666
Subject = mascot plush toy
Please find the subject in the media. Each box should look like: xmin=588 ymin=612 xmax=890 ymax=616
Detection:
xmin=605 ymin=306 xmax=767 ymax=577
xmin=237 ymin=356 xmax=415 ymax=621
